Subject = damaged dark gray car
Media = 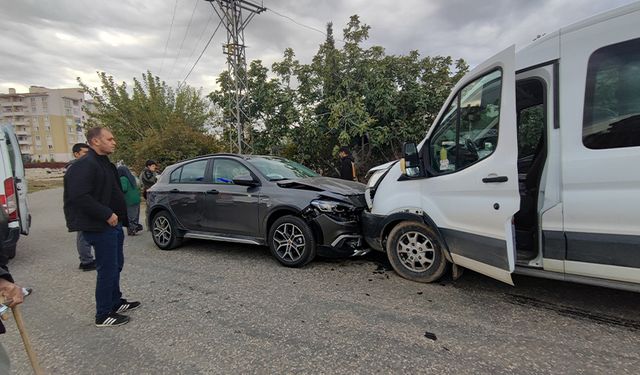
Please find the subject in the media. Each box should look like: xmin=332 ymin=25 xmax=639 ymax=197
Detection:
xmin=146 ymin=154 xmax=368 ymax=267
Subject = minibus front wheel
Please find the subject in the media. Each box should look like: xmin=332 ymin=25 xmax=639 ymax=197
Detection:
xmin=386 ymin=221 xmax=449 ymax=283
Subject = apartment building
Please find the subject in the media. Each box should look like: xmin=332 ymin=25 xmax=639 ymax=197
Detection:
xmin=0 ymin=86 xmax=92 ymax=162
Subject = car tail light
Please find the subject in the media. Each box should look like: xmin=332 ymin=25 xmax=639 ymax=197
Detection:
xmin=0 ymin=177 xmax=18 ymax=221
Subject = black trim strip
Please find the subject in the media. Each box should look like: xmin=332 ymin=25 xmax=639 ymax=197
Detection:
xmin=515 ymin=59 xmax=558 ymax=75
xmin=542 ymin=230 xmax=566 ymax=260
xmin=440 ymin=228 xmax=509 ymax=270
xmin=553 ymin=61 xmax=559 ymax=129
xmin=566 ymin=232 xmax=640 ymax=268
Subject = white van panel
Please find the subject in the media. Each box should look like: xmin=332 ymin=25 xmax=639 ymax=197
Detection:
xmin=515 ymin=31 xmax=559 ymax=71
xmin=565 ymin=261 xmax=640 ymax=284
xmin=560 ymin=10 xmax=640 ymax=237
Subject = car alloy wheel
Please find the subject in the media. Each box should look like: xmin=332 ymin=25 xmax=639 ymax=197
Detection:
xmin=151 ymin=211 xmax=182 ymax=250
xmin=386 ymin=221 xmax=448 ymax=283
xmin=268 ymin=215 xmax=316 ymax=267
xmin=273 ymin=222 xmax=306 ymax=262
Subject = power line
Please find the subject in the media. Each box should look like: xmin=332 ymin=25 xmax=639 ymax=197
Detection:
xmin=169 ymin=0 xmax=200 ymax=80
xmin=160 ymin=0 xmax=179 ymax=75
xmin=265 ymin=6 xmax=346 ymax=43
xmin=177 ymin=5 xmax=215 ymax=82
xmin=177 ymin=18 xmax=223 ymax=90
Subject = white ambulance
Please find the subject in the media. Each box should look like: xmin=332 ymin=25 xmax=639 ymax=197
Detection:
xmin=362 ymin=3 xmax=640 ymax=292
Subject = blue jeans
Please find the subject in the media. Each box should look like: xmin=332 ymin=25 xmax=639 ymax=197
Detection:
xmin=77 ymin=232 xmax=95 ymax=264
xmin=83 ymin=224 xmax=124 ymax=319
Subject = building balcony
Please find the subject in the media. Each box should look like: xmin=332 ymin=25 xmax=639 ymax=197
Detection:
xmin=5 ymin=111 xmax=26 ymax=117
xmin=18 ymin=138 xmax=31 ymax=145
xmin=15 ymin=130 xmax=30 ymax=136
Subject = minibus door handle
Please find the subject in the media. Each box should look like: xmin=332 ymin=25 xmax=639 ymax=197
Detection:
xmin=482 ymin=175 xmax=508 ymax=183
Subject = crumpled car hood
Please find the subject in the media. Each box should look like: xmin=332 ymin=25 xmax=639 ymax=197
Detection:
xmin=278 ymin=177 xmax=365 ymax=194
xmin=277 ymin=177 xmax=367 ymax=206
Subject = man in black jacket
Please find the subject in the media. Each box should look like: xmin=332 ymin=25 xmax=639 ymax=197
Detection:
xmin=338 ymin=146 xmax=357 ymax=181
xmin=63 ymin=127 xmax=140 ymax=327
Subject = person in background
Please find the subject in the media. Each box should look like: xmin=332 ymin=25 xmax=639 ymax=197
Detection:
xmin=139 ymin=160 xmax=158 ymax=199
xmin=117 ymin=165 xmax=142 ymax=236
xmin=66 ymin=143 xmax=96 ymax=271
xmin=338 ymin=146 xmax=357 ymax=181
xmin=63 ymin=127 xmax=140 ymax=327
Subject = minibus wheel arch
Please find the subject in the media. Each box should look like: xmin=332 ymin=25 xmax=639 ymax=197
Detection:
xmin=380 ymin=212 xmax=452 ymax=263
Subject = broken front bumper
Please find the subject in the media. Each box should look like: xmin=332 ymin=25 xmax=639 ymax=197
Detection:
xmin=309 ymin=213 xmax=369 ymax=257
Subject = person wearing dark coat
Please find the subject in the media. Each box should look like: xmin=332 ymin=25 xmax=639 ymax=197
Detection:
xmin=338 ymin=146 xmax=357 ymax=181
xmin=139 ymin=159 xmax=158 ymax=200
xmin=63 ymin=127 xmax=140 ymax=327
xmin=66 ymin=143 xmax=96 ymax=271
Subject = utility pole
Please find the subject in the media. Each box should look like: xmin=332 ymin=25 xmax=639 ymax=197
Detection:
xmin=207 ymin=0 xmax=265 ymax=154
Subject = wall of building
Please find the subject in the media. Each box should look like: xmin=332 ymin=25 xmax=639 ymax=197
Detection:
xmin=0 ymin=86 xmax=90 ymax=162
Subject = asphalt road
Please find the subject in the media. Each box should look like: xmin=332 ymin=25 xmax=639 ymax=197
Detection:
xmin=3 ymin=188 xmax=639 ymax=374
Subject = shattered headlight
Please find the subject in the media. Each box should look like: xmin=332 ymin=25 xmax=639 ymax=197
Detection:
xmin=311 ymin=199 xmax=356 ymax=213
xmin=310 ymin=199 xmax=358 ymax=222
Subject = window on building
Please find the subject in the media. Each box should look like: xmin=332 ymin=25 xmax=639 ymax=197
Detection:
xmin=583 ymin=37 xmax=640 ymax=149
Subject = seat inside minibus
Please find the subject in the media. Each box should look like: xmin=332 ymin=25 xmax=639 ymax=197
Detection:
xmin=514 ymin=79 xmax=547 ymax=261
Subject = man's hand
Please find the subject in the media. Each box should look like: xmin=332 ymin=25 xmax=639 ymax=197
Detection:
xmin=107 ymin=213 xmax=118 ymax=227
xmin=0 ymin=279 xmax=24 ymax=308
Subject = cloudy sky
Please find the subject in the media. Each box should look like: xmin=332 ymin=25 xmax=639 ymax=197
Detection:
xmin=0 ymin=0 xmax=636 ymax=95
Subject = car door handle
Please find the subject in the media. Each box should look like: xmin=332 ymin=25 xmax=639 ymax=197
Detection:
xmin=206 ymin=189 xmax=219 ymax=195
xmin=169 ymin=189 xmax=180 ymax=194
xmin=482 ymin=176 xmax=508 ymax=183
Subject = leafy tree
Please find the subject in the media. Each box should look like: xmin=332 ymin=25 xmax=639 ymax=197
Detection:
xmin=133 ymin=116 xmax=221 ymax=172
xmin=208 ymin=15 xmax=469 ymax=177
xmin=79 ymin=71 xmax=218 ymax=170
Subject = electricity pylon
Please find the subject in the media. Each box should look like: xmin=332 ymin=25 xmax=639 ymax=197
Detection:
xmin=207 ymin=0 xmax=265 ymax=154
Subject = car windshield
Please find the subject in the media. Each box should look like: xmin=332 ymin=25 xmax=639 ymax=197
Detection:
xmin=247 ymin=157 xmax=319 ymax=181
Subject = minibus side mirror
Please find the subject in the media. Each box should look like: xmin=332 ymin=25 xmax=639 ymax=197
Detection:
xmin=400 ymin=142 xmax=422 ymax=177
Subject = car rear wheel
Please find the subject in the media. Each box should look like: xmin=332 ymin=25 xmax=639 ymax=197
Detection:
xmin=386 ymin=221 xmax=448 ymax=283
xmin=151 ymin=211 xmax=182 ymax=250
xmin=268 ymin=215 xmax=316 ymax=267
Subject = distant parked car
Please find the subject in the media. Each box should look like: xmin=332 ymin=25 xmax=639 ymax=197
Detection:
xmin=146 ymin=154 xmax=367 ymax=267
xmin=0 ymin=125 xmax=31 ymax=259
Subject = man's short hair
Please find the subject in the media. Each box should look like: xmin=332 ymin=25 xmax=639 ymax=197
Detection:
xmin=339 ymin=146 xmax=350 ymax=154
xmin=72 ymin=143 xmax=89 ymax=154
xmin=145 ymin=159 xmax=157 ymax=167
xmin=85 ymin=127 xmax=104 ymax=144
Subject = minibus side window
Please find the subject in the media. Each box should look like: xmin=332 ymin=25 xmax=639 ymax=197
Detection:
xmin=429 ymin=69 xmax=502 ymax=174
xmin=583 ymin=37 xmax=640 ymax=149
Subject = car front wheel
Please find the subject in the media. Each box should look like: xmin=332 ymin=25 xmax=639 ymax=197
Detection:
xmin=268 ymin=215 xmax=316 ymax=267
xmin=151 ymin=211 xmax=182 ymax=250
xmin=386 ymin=221 xmax=448 ymax=283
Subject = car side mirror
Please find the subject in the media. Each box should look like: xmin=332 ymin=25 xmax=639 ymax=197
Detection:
xmin=233 ymin=174 xmax=259 ymax=187
xmin=400 ymin=142 xmax=422 ymax=177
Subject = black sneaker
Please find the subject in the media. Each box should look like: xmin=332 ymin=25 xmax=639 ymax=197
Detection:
xmin=113 ymin=299 xmax=141 ymax=313
xmin=95 ymin=312 xmax=129 ymax=327
xmin=136 ymin=224 xmax=143 ymax=232
xmin=79 ymin=261 xmax=96 ymax=271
